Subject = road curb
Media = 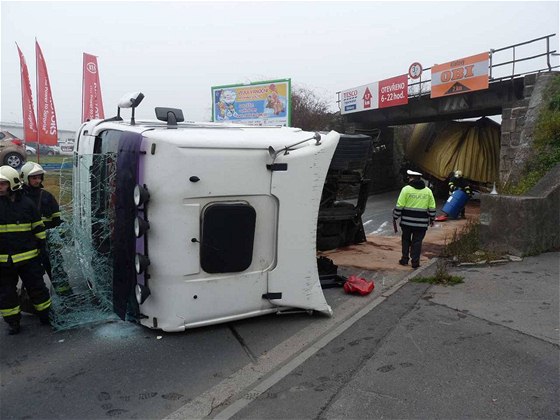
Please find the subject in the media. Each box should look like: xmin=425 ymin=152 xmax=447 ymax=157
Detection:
xmin=165 ymin=258 xmax=439 ymax=420
xmin=381 ymin=257 xmax=439 ymax=297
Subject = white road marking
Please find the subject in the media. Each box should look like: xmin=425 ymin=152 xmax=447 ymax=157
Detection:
xmin=368 ymin=221 xmax=389 ymax=235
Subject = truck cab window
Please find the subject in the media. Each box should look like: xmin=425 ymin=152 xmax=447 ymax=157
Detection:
xmin=200 ymin=203 xmax=256 ymax=273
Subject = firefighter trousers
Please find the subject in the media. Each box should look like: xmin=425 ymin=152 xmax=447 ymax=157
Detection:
xmin=0 ymin=258 xmax=51 ymax=325
xmin=41 ymin=243 xmax=72 ymax=295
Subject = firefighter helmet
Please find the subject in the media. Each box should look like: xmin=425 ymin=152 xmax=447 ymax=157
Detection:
xmin=20 ymin=161 xmax=45 ymax=185
xmin=0 ymin=165 xmax=23 ymax=191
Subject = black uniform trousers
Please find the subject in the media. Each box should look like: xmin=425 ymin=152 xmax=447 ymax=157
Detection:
xmin=0 ymin=258 xmax=50 ymax=324
xmin=401 ymin=226 xmax=427 ymax=266
xmin=40 ymin=240 xmax=71 ymax=294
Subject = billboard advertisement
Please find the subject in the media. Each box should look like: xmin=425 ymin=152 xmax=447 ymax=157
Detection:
xmin=431 ymin=52 xmax=489 ymax=98
xmin=211 ymin=79 xmax=291 ymax=126
xmin=340 ymin=75 xmax=408 ymax=115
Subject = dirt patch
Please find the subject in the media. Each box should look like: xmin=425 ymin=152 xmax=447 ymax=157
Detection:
xmin=319 ymin=201 xmax=480 ymax=271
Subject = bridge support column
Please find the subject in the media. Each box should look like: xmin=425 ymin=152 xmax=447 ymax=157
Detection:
xmin=499 ymin=72 xmax=559 ymax=186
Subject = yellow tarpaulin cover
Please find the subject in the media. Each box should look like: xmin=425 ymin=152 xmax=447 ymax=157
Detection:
xmin=406 ymin=117 xmax=500 ymax=183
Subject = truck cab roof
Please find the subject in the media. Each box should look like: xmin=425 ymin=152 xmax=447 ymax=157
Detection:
xmin=80 ymin=119 xmax=319 ymax=151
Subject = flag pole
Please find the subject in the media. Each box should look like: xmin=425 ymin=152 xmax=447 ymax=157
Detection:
xmin=81 ymin=53 xmax=84 ymax=123
xmin=16 ymin=43 xmax=25 ymax=145
xmin=35 ymin=38 xmax=40 ymax=164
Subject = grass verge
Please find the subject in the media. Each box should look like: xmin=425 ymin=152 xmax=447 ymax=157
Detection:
xmin=26 ymin=155 xmax=72 ymax=204
xmin=441 ymin=218 xmax=502 ymax=263
xmin=411 ymin=260 xmax=464 ymax=286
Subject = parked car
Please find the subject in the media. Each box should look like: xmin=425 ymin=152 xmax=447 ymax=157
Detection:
xmin=0 ymin=131 xmax=26 ymax=168
xmin=25 ymin=142 xmax=57 ymax=156
xmin=59 ymin=142 xmax=74 ymax=155
xmin=26 ymin=145 xmax=37 ymax=155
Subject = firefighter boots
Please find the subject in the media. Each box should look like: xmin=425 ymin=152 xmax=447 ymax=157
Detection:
xmin=38 ymin=310 xmax=51 ymax=326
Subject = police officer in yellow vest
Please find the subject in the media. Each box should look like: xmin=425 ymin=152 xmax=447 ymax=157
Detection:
xmin=0 ymin=165 xmax=51 ymax=335
xmin=393 ymin=170 xmax=436 ymax=269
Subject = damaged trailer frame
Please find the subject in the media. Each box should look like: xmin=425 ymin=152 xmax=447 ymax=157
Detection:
xmin=317 ymin=133 xmax=376 ymax=251
xmin=72 ymin=93 xmax=340 ymax=332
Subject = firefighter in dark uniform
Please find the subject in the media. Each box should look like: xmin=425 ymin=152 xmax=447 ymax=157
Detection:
xmin=0 ymin=165 xmax=51 ymax=335
xmin=393 ymin=170 xmax=436 ymax=269
xmin=448 ymin=170 xmax=472 ymax=219
xmin=20 ymin=162 xmax=72 ymax=296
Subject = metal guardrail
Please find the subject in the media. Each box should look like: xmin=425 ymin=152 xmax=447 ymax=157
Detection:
xmin=408 ymin=33 xmax=558 ymax=98
xmin=337 ymin=34 xmax=559 ymax=106
xmin=489 ymin=34 xmax=558 ymax=79
xmin=41 ymin=162 xmax=73 ymax=171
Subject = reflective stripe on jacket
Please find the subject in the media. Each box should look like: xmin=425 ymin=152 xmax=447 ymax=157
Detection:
xmin=449 ymin=176 xmax=472 ymax=195
xmin=0 ymin=193 xmax=45 ymax=266
xmin=393 ymin=185 xmax=436 ymax=229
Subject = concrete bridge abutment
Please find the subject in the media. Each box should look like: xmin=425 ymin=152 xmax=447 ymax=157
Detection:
xmin=499 ymin=72 xmax=559 ymax=186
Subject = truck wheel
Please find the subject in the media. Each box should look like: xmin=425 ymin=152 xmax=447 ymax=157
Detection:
xmin=3 ymin=152 xmax=24 ymax=168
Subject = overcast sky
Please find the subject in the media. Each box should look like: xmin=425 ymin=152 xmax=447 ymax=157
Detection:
xmin=1 ymin=1 xmax=558 ymax=130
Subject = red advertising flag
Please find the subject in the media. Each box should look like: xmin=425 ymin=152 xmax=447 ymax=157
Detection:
xmin=35 ymin=40 xmax=58 ymax=146
xmin=82 ymin=53 xmax=105 ymax=122
xmin=16 ymin=44 xmax=38 ymax=142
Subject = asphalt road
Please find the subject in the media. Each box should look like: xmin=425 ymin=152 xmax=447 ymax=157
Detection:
xmin=2 ymin=191 xmax=557 ymax=420
xmin=214 ymin=252 xmax=559 ymax=419
xmin=362 ymin=191 xmax=398 ymax=236
xmin=1 ymin=190 xmax=408 ymax=420
xmin=361 ymin=191 xmax=451 ymax=236
xmin=0 ymin=267 xmax=414 ymax=419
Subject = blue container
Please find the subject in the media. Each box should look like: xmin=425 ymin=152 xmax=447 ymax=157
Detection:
xmin=442 ymin=189 xmax=469 ymax=218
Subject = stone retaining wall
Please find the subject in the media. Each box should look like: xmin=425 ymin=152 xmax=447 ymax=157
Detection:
xmin=500 ymin=72 xmax=559 ymax=186
xmin=480 ymin=164 xmax=560 ymax=256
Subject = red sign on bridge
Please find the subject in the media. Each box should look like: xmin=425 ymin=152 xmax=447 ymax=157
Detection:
xmin=340 ymin=74 xmax=408 ymax=114
xmin=378 ymin=75 xmax=408 ymax=108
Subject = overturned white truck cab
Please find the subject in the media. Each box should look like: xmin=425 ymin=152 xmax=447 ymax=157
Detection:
xmin=73 ymin=94 xmax=340 ymax=331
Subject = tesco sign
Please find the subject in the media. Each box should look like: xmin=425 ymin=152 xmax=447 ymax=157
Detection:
xmin=340 ymin=75 xmax=408 ymax=114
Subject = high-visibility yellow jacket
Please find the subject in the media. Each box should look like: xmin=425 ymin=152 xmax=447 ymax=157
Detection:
xmin=393 ymin=181 xmax=436 ymax=229
xmin=0 ymin=192 xmax=46 ymax=265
